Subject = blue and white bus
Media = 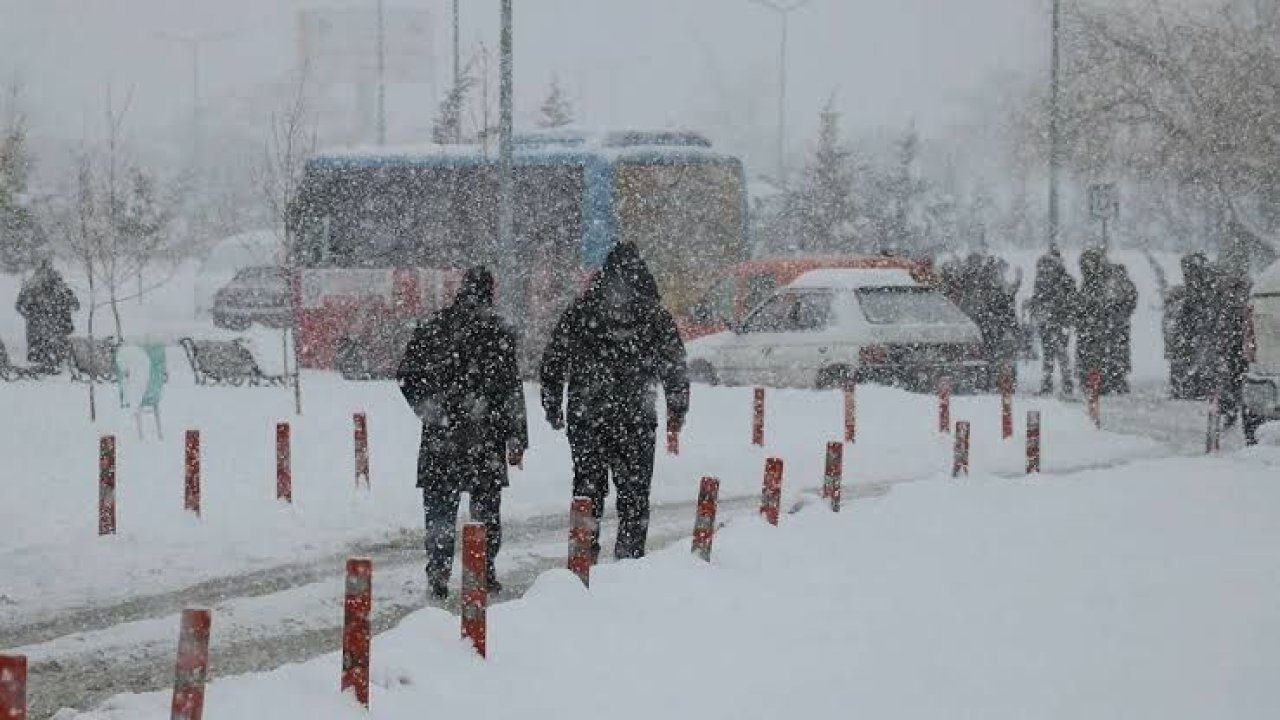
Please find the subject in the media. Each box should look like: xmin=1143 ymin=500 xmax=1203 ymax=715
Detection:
xmin=291 ymin=129 xmax=748 ymax=374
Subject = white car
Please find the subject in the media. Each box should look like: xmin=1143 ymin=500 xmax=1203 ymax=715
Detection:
xmin=1243 ymin=259 xmax=1280 ymax=442
xmin=686 ymin=268 xmax=988 ymax=391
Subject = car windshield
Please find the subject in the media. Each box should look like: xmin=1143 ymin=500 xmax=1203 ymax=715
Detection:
xmin=856 ymin=286 xmax=969 ymax=325
xmin=234 ymin=267 xmax=284 ymax=282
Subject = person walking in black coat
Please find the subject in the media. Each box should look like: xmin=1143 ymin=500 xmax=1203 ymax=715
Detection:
xmin=397 ymin=266 xmax=528 ymax=600
xmin=540 ymin=242 xmax=689 ymax=561
xmin=1027 ymin=247 xmax=1077 ymax=395
xmin=16 ymin=259 xmax=79 ymax=369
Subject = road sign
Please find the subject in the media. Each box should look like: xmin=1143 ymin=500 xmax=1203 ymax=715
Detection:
xmin=1088 ymin=183 xmax=1120 ymax=221
xmin=298 ymin=7 xmax=433 ymax=85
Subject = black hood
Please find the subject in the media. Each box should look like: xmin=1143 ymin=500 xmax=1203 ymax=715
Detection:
xmin=455 ymin=266 xmax=495 ymax=307
xmin=594 ymin=242 xmax=660 ymax=303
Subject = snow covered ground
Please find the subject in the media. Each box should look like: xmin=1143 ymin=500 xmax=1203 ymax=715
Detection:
xmin=0 ymin=247 xmax=1237 ymax=717
xmin=55 ymin=447 xmax=1280 ymax=719
xmin=0 ymin=374 xmax=1162 ymax=624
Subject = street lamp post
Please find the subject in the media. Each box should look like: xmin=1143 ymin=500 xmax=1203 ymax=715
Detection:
xmin=1048 ymin=0 xmax=1062 ymax=249
xmin=748 ymin=0 xmax=812 ymax=185
xmin=497 ymin=0 xmax=516 ymax=321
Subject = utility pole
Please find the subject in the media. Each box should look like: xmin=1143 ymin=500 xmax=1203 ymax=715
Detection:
xmin=453 ymin=0 xmax=462 ymax=92
xmin=1048 ymin=0 xmax=1062 ymax=249
xmin=497 ymin=0 xmax=516 ymax=321
xmin=748 ymin=0 xmax=812 ymax=185
xmin=376 ymin=0 xmax=386 ymax=145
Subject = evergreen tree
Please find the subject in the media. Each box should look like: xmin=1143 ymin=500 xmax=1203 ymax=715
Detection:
xmin=538 ymin=76 xmax=574 ymax=129
xmin=0 ymin=116 xmax=46 ymax=272
xmin=883 ymin=123 xmax=928 ymax=254
xmin=780 ymin=99 xmax=860 ymax=253
xmin=432 ymin=70 xmax=474 ymax=144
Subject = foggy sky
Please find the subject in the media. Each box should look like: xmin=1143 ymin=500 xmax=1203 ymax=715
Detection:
xmin=0 ymin=0 xmax=1046 ymax=167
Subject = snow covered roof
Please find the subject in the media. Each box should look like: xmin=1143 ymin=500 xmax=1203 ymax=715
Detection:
xmin=788 ymin=268 xmax=922 ymax=290
xmin=309 ymin=128 xmax=735 ymax=168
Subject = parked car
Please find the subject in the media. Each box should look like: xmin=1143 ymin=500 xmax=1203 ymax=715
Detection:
xmin=679 ymin=255 xmax=937 ymax=341
xmin=686 ymin=268 xmax=987 ymax=391
xmin=195 ymin=230 xmax=284 ymax=319
xmin=1243 ymin=260 xmax=1280 ymax=441
xmin=212 ymin=266 xmax=293 ymax=331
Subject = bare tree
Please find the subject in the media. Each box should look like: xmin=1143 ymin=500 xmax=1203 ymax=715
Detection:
xmin=256 ymin=67 xmax=317 ymax=415
xmin=1055 ymin=0 xmax=1280 ymax=257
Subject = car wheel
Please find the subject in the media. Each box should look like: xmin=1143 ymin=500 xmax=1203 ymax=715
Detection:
xmin=217 ymin=315 xmax=250 ymax=331
xmin=688 ymin=359 xmax=719 ymax=386
xmin=815 ymin=365 xmax=852 ymax=390
xmin=1243 ymin=407 xmax=1265 ymax=446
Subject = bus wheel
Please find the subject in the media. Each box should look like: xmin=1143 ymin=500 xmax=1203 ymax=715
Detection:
xmin=689 ymin=360 xmax=719 ymax=386
xmin=815 ymin=365 xmax=852 ymax=390
xmin=334 ymin=339 xmax=365 ymax=381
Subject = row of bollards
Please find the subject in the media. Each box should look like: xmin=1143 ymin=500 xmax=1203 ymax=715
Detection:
xmin=94 ymin=413 xmax=372 ymax=536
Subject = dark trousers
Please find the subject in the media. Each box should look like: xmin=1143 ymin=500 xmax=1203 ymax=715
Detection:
xmin=421 ymin=485 xmax=502 ymax=585
xmin=1039 ymin=326 xmax=1073 ymax=394
xmin=568 ymin=423 xmax=656 ymax=560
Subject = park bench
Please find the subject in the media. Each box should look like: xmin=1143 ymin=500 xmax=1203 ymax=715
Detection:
xmin=180 ymin=337 xmax=290 ymax=387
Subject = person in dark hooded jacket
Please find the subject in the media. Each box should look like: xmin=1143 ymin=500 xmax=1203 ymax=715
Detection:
xmin=16 ymin=259 xmax=79 ymax=369
xmin=540 ymin=242 xmax=689 ymax=561
xmin=1027 ymin=247 xmax=1076 ymax=395
xmin=397 ymin=266 xmax=528 ymax=600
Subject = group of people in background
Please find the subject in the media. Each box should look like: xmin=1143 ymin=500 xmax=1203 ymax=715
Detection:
xmin=1026 ymin=246 xmax=1138 ymax=397
xmin=396 ymin=242 xmax=688 ymax=601
xmin=1164 ymin=252 xmax=1251 ymax=424
xmin=936 ymin=253 xmax=1024 ymax=381
xmin=13 ymin=259 xmax=78 ymax=370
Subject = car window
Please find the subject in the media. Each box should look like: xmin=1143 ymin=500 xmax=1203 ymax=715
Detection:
xmin=794 ymin=292 xmax=834 ymax=331
xmin=857 ymin=287 xmax=970 ymax=325
xmin=743 ymin=273 xmax=778 ymax=313
xmin=691 ymin=275 xmax=736 ymax=324
xmin=742 ymin=293 xmax=793 ymax=333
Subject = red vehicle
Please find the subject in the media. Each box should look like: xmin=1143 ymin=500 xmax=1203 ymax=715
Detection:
xmin=679 ymin=255 xmax=937 ymax=340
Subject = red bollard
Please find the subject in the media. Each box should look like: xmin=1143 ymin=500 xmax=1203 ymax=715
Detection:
xmin=1087 ymin=369 xmax=1102 ymax=428
xmin=568 ymin=497 xmax=595 ymax=586
xmin=752 ymin=388 xmax=765 ymax=446
xmin=341 ymin=558 xmax=372 ymax=707
xmin=1026 ymin=410 xmax=1042 ymax=475
xmin=760 ymin=457 xmax=784 ymax=526
xmin=824 ymin=441 xmax=843 ymax=512
xmin=276 ymin=422 xmax=292 ymax=503
xmin=99 ymin=435 xmax=116 ymax=536
xmin=1206 ymin=395 xmax=1222 ymax=454
xmin=1000 ymin=369 xmax=1014 ymax=440
xmin=939 ymin=377 xmax=952 ymax=434
xmin=184 ymin=430 xmax=200 ymax=517
xmin=952 ymin=421 xmax=971 ymax=477
xmin=0 ymin=654 xmax=27 ymax=720
xmin=170 ymin=608 xmax=212 ymax=720
xmin=353 ymin=413 xmax=370 ymax=488
xmin=843 ymin=383 xmax=857 ymax=443
xmin=691 ymin=477 xmax=720 ymax=562
xmin=460 ymin=523 xmax=488 ymax=657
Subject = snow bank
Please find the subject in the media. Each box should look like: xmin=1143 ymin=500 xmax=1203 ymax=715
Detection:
xmin=58 ymin=452 xmax=1280 ymax=719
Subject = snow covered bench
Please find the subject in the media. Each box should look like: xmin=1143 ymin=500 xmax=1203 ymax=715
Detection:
xmin=181 ymin=337 xmax=290 ymax=387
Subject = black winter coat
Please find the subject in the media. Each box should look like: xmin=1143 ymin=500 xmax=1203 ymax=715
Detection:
xmin=540 ymin=243 xmax=690 ymax=434
xmin=397 ymin=291 xmax=528 ymax=491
